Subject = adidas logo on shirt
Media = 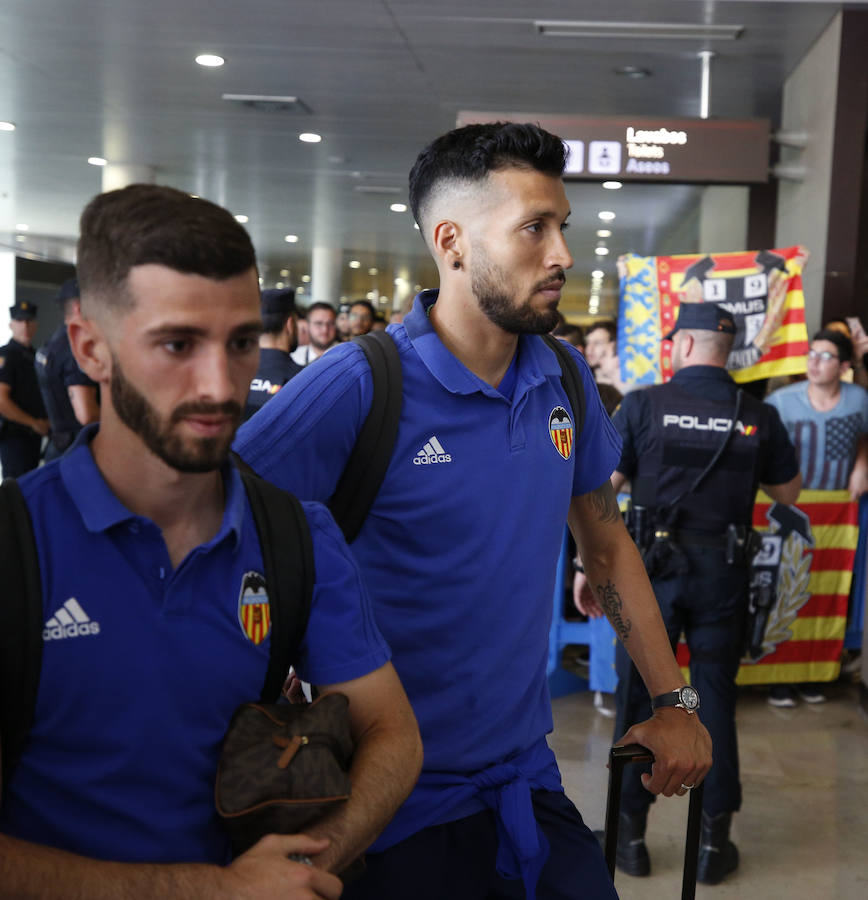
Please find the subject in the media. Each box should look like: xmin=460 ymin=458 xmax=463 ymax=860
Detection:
xmin=413 ymin=435 xmax=452 ymax=465
xmin=43 ymin=598 xmax=101 ymax=641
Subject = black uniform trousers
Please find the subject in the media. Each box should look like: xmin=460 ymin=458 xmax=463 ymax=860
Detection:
xmin=614 ymin=544 xmax=748 ymax=818
xmin=0 ymin=430 xmax=42 ymax=477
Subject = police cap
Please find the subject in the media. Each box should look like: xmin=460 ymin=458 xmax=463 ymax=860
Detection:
xmin=260 ymin=287 xmax=296 ymax=316
xmin=9 ymin=300 xmax=37 ymax=321
xmin=664 ymin=302 xmax=735 ymax=341
xmin=55 ymin=278 xmax=80 ymax=305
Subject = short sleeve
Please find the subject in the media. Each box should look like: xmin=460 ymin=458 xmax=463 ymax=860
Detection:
xmin=611 ymin=390 xmax=644 ymax=478
xmin=293 ymin=502 xmax=390 ymax=686
xmin=565 ymin=346 xmax=623 ymax=495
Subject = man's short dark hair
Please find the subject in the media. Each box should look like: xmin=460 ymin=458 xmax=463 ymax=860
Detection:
xmin=77 ymin=184 xmax=257 ymax=310
xmin=349 ymin=300 xmax=375 ymax=318
xmin=307 ymin=302 xmax=336 ymax=318
xmin=586 ymin=320 xmax=617 ymax=344
xmin=813 ymin=328 xmax=853 ymax=364
xmin=408 ymin=122 xmax=568 ymax=230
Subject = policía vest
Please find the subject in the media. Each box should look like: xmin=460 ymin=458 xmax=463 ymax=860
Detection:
xmin=35 ymin=329 xmax=81 ymax=450
xmin=631 ymin=380 xmax=764 ymax=533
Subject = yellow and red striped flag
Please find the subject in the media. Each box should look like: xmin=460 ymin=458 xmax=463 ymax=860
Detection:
xmin=619 ymin=246 xmax=809 ymax=386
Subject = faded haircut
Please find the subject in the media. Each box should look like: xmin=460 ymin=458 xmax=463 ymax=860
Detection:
xmin=77 ymin=184 xmax=256 ymax=312
xmin=408 ymin=122 xmax=568 ymax=235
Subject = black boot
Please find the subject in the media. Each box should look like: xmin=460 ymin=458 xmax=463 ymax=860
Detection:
xmin=697 ymin=811 xmax=739 ymax=885
xmin=614 ymin=809 xmax=651 ymax=877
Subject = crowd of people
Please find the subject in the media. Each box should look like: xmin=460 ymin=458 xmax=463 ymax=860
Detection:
xmin=0 ymin=119 xmax=865 ymax=899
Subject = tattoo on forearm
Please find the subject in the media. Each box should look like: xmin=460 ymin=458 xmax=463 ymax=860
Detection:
xmin=588 ymin=482 xmax=621 ymax=525
xmin=595 ymin=579 xmax=632 ymax=643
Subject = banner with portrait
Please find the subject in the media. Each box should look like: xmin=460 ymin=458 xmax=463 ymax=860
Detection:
xmin=618 ymin=246 xmax=810 ymax=386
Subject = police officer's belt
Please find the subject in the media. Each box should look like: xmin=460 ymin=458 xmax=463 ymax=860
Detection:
xmin=661 ymin=528 xmax=728 ymax=549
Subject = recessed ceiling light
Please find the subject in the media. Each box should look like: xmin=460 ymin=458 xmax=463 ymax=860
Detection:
xmin=15 ymin=224 xmax=29 ymax=231
xmin=15 ymin=235 xmax=26 ymax=242
xmin=366 ymin=291 xmax=376 ymax=301
xmin=297 ymin=285 xmax=305 ymax=293
xmin=284 ymin=234 xmax=299 ymax=243
xmin=596 ymin=229 xmax=612 ymax=238
xmin=595 ymin=246 xmax=610 ymax=256
xmin=603 ymin=181 xmax=622 ymax=190
xmin=275 ymin=282 xmax=284 ymax=289
xmin=234 ymin=214 xmax=249 ymax=223
xmin=614 ymin=65 xmax=651 ymax=79
xmin=394 ymin=277 xmax=404 ymax=286
xmin=88 ymin=157 xmax=107 ymax=167
xmin=368 ymin=267 xmax=378 ymax=276
xmin=280 ymin=269 xmax=290 ymax=277
xmin=390 ymin=203 xmax=408 ymax=213
xmin=195 ymin=54 xmax=225 ymax=68
xmin=598 ymin=210 xmax=616 ymax=221
xmin=348 ymin=260 xmax=361 ymax=269
xmin=299 ymin=132 xmax=322 ymax=144
xmin=591 ymin=269 xmax=605 ymax=278
xmin=301 ymin=275 xmax=311 ymax=283
xmin=0 ymin=121 xmax=16 ymax=131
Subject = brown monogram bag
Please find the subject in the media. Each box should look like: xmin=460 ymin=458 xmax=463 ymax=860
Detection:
xmin=215 ymin=692 xmax=354 ymax=855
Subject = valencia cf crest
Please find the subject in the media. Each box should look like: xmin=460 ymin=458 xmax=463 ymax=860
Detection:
xmin=549 ymin=406 xmax=574 ymax=460
xmin=238 ymin=571 xmax=271 ymax=645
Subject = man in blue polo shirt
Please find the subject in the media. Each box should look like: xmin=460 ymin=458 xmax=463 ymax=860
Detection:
xmin=0 ymin=184 xmax=422 ymax=900
xmin=235 ymin=123 xmax=711 ymax=900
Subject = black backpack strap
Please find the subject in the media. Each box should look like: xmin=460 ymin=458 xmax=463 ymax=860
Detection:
xmin=328 ymin=331 xmax=403 ymax=543
xmin=542 ymin=334 xmax=586 ymax=441
xmin=230 ymin=455 xmax=315 ymax=703
xmin=0 ymin=478 xmax=44 ymax=797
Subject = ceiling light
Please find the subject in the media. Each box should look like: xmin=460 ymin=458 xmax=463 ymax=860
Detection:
xmin=595 ymin=247 xmax=610 ymax=256
xmin=297 ymin=286 xmax=305 ymax=293
xmin=299 ymin=132 xmax=322 ymax=144
xmin=591 ymin=269 xmax=605 ymax=278
xmin=234 ymin=214 xmax=249 ymax=223
xmin=15 ymin=235 xmax=26 ymax=242
xmin=614 ymin=65 xmax=651 ymax=79
xmin=88 ymin=157 xmax=107 ymax=167
xmin=275 ymin=282 xmax=284 ymax=289
xmin=536 ymin=20 xmax=743 ymax=41
xmin=349 ymin=260 xmax=361 ymax=269
xmin=602 ymin=181 xmax=622 ymax=190
xmin=301 ymin=275 xmax=311 ymax=283
xmin=390 ymin=203 xmax=408 ymax=213
xmin=366 ymin=292 xmax=376 ymax=301
xmin=195 ymin=54 xmax=225 ymax=67
xmin=0 ymin=121 xmax=16 ymax=131
xmin=15 ymin=224 xmax=29 ymax=231
xmin=284 ymin=234 xmax=299 ymax=243
xmin=598 ymin=210 xmax=616 ymax=221
xmin=280 ymin=269 xmax=290 ymax=277
xmin=596 ymin=229 xmax=612 ymax=238
xmin=368 ymin=267 xmax=378 ymax=276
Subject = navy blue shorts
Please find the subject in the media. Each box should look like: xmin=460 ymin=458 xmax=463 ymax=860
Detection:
xmin=343 ymin=789 xmax=618 ymax=900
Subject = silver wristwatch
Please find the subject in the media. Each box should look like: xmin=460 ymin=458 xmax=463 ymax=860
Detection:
xmin=652 ymin=685 xmax=700 ymax=714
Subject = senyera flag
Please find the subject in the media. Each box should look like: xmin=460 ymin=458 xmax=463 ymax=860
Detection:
xmin=676 ymin=489 xmax=857 ymax=683
xmin=618 ymin=246 xmax=810 ymax=386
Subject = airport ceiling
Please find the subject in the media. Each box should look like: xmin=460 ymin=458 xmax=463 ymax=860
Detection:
xmin=0 ymin=0 xmax=859 ymax=308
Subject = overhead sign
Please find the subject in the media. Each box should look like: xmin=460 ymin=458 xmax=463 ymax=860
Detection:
xmin=457 ymin=112 xmax=770 ymax=184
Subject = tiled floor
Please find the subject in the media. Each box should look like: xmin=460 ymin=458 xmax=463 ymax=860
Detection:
xmin=550 ymin=681 xmax=868 ymax=899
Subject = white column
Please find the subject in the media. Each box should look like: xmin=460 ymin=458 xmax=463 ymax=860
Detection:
xmin=102 ymin=163 xmax=156 ymax=193
xmin=0 ymin=249 xmax=15 ymax=344
xmin=311 ymin=245 xmax=342 ymax=304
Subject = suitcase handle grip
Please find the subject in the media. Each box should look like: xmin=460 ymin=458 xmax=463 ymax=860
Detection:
xmin=603 ymin=743 xmax=703 ymax=900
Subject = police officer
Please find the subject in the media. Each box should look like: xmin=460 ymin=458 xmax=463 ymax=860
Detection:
xmin=604 ymin=303 xmax=802 ymax=884
xmin=0 ymin=300 xmax=49 ymax=476
xmin=35 ymin=279 xmax=100 ymax=460
xmin=243 ymin=287 xmax=302 ymax=420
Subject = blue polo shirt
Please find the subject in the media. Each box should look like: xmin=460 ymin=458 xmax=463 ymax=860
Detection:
xmin=235 ymin=291 xmax=621 ymax=866
xmin=0 ymin=429 xmax=389 ymax=863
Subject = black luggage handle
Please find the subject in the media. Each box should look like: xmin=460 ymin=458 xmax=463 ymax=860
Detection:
xmin=604 ymin=743 xmax=704 ymax=900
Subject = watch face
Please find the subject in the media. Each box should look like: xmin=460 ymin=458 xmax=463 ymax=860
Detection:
xmin=681 ymin=686 xmax=700 ymax=710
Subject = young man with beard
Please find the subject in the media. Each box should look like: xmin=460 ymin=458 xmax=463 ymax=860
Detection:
xmin=292 ymin=302 xmax=339 ymax=367
xmin=236 ymin=123 xmax=711 ymax=899
xmin=0 ymin=185 xmax=422 ymax=900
